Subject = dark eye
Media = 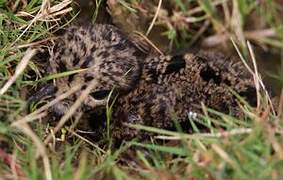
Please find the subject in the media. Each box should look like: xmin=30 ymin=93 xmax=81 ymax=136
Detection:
xmin=90 ymin=90 xmax=111 ymax=100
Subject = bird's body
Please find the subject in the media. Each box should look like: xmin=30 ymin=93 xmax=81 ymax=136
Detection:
xmin=45 ymin=24 xmax=256 ymax=139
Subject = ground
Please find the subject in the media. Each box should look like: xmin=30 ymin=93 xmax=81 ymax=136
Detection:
xmin=0 ymin=0 xmax=283 ymax=179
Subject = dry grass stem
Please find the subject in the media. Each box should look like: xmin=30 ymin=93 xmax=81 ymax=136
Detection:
xmin=233 ymin=39 xmax=275 ymax=115
xmin=189 ymin=20 xmax=210 ymax=46
xmin=247 ymin=41 xmax=261 ymax=110
xmin=12 ymin=112 xmax=47 ymax=127
xmin=155 ymin=128 xmax=252 ymax=140
xmin=12 ymin=84 xmax=82 ymax=126
xmin=189 ymin=0 xmax=228 ymax=15
xmin=202 ymin=33 xmax=229 ymax=47
xmin=231 ymin=0 xmax=246 ymax=49
xmin=222 ymin=1 xmax=231 ymax=25
xmin=44 ymin=79 xmax=99 ymax=144
xmin=16 ymin=37 xmax=57 ymax=49
xmin=245 ymin=29 xmax=276 ymax=40
xmin=146 ymin=0 xmax=162 ymax=36
xmin=0 ymin=48 xmax=36 ymax=95
xmin=12 ymin=0 xmax=72 ymax=46
xmin=278 ymin=89 xmax=283 ymax=118
xmin=202 ymin=29 xmax=276 ymax=47
xmin=133 ymin=31 xmax=163 ymax=55
xmin=13 ymin=123 xmax=52 ymax=180
xmin=67 ymin=128 xmax=106 ymax=154
xmin=247 ymin=41 xmax=275 ymax=114
xmin=212 ymin=144 xmax=237 ymax=169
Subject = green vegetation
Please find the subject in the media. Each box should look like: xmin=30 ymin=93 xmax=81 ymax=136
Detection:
xmin=0 ymin=0 xmax=282 ymax=179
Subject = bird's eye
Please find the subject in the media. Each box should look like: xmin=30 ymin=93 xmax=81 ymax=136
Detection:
xmin=90 ymin=90 xmax=111 ymax=100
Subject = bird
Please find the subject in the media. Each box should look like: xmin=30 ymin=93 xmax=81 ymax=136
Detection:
xmin=35 ymin=23 xmax=257 ymax=140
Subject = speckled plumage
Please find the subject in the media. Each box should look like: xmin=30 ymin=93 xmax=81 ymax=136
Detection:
xmin=46 ymin=24 xmax=257 ymax=139
xmin=49 ymin=24 xmax=145 ymax=117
